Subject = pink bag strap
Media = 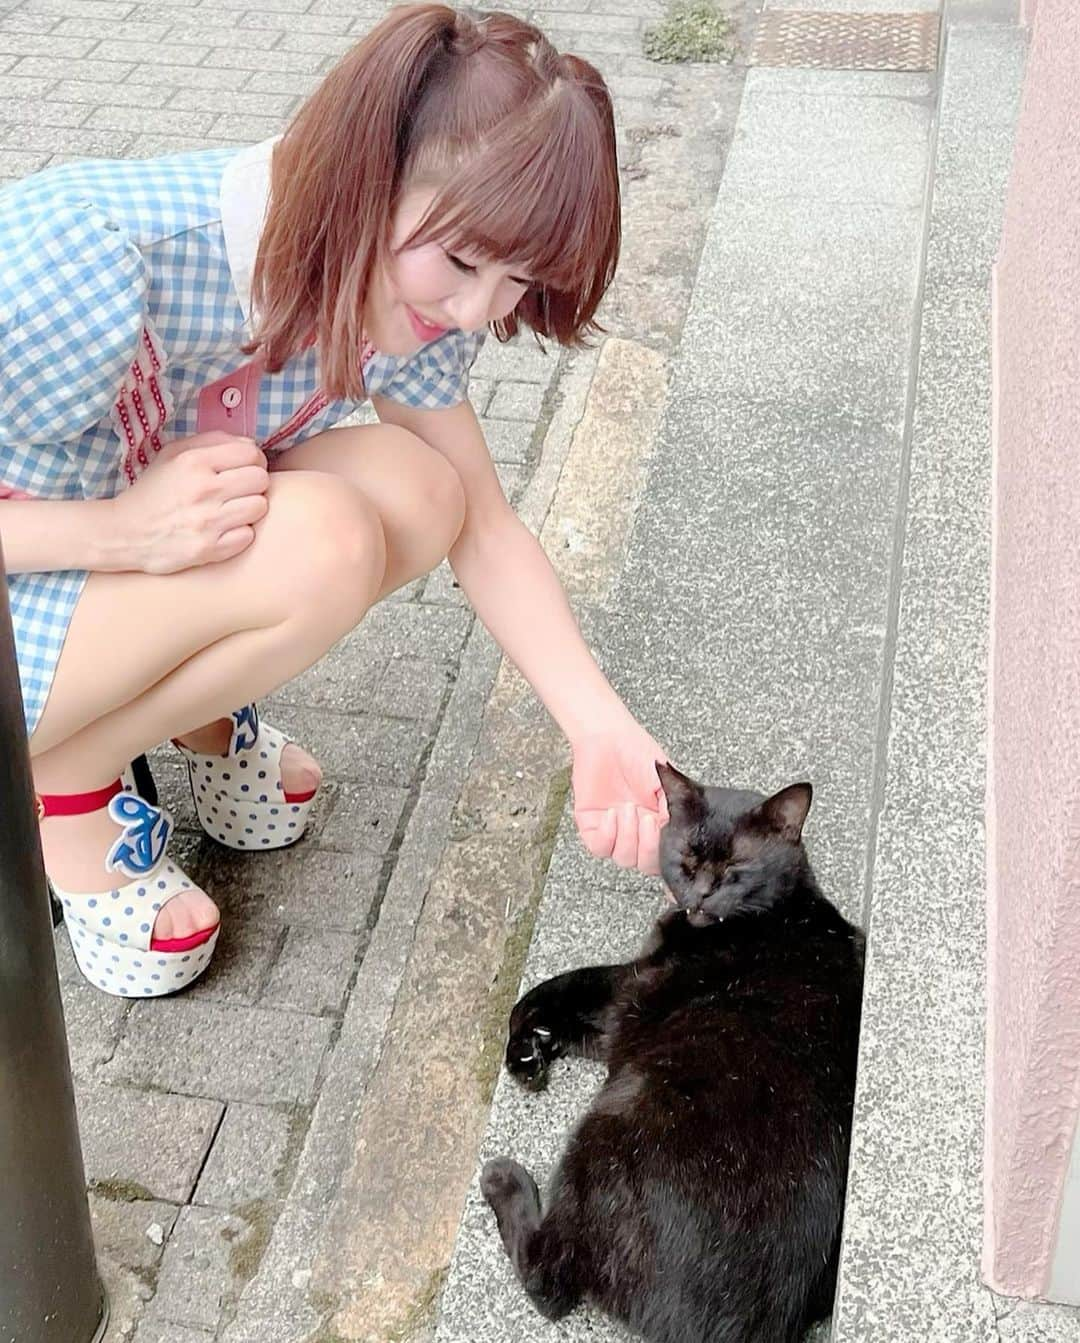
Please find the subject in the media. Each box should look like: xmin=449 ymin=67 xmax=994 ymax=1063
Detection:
xmin=196 ymin=357 xmax=263 ymax=438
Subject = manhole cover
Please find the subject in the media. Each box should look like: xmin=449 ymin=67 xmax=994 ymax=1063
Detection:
xmin=749 ymin=10 xmax=941 ymax=71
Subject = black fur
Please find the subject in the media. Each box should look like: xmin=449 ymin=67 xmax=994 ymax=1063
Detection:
xmin=482 ymin=764 xmax=865 ymax=1343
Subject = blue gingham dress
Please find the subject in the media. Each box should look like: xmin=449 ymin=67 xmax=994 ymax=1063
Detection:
xmin=0 ymin=144 xmax=483 ymax=734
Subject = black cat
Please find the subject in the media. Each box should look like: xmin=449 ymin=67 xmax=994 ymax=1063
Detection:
xmin=481 ymin=763 xmax=865 ymax=1343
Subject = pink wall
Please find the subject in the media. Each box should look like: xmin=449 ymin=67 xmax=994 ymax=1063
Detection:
xmin=985 ymin=0 xmax=1080 ymax=1299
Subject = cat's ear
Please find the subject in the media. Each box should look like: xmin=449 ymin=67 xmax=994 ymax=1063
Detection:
xmin=656 ymin=762 xmax=706 ymax=820
xmin=760 ymin=782 xmax=812 ymax=843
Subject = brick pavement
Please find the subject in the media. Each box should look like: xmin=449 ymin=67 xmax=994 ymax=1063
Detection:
xmin=0 ymin=0 xmax=736 ymax=1335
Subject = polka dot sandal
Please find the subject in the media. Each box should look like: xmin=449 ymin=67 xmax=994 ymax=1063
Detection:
xmin=40 ymin=774 xmax=219 ymax=998
xmin=174 ymin=704 xmax=319 ymax=851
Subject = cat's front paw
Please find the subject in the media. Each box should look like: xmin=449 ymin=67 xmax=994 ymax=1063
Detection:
xmin=505 ymin=1019 xmax=557 ymax=1091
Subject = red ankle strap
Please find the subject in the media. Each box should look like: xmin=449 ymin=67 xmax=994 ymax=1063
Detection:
xmin=36 ymin=779 xmax=124 ymax=820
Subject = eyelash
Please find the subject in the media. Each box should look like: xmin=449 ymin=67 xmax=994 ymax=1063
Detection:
xmin=445 ymin=251 xmax=530 ymax=289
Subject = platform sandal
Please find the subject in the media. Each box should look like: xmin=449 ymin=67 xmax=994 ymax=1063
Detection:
xmin=41 ymin=774 xmax=219 ymax=998
xmin=174 ymin=704 xmax=320 ymax=851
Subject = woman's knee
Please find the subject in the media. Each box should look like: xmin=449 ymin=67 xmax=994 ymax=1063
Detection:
xmin=417 ymin=443 xmax=467 ymax=553
xmin=379 ymin=424 xmax=467 ymax=553
xmin=256 ymin=472 xmax=386 ymax=626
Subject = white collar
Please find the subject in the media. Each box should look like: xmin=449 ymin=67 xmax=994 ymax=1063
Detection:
xmin=220 ymin=137 xmax=277 ymax=332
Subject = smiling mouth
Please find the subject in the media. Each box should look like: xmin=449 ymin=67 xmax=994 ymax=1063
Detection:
xmin=406 ymin=306 xmax=448 ymax=342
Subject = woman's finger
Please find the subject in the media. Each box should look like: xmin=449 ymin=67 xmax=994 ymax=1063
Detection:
xmin=610 ymin=802 xmax=639 ymax=868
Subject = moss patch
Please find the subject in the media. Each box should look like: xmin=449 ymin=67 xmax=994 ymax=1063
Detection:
xmin=89 ymin=1177 xmax=155 ymax=1203
xmin=227 ymin=1199 xmax=276 ymax=1285
xmin=643 ymin=0 xmax=735 ymax=63
xmin=386 ymin=1265 xmax=448 ymax=1343
xmin=474 ymin=766 xmax=571 ymax=1105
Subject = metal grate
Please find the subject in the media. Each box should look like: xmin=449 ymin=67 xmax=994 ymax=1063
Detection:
xmin=749 ymin=10 xmax=941 ymax=71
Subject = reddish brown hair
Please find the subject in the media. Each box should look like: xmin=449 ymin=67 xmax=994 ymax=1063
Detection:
xmin=248 ymin=4 xmax=621 ymax=400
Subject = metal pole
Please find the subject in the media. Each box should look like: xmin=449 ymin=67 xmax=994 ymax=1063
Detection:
xmin=0 ymin=543 xmax=106 ymax=1343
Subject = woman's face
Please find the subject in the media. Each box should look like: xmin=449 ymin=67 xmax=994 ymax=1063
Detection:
xmin=364 ymin=185 xmax=532 ymax=356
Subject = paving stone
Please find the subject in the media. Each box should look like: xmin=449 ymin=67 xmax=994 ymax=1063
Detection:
xmin=25 ymin=0 xmax=133 ymax=17
xmin=481 ymin=417 xmax=534 ymax=465
xmin=126 ymin=62 xmax=251 ymax=89
xmin=0 ymin=147 xmax=48 ymax=180
xmin=12 ymin=53 xmax=132 ymax=80
xmin=134 ymin=1320 xmax=214 ymax=1343
xmin=420 ymin=559 xmax=468 ymax=608
xmin=486 ymin=380 xmax=548 ymax=422
xmin=89 ymin=1192 xmax=181 ymax=1272
xmin=128 ymin=3 xmax=238 ymax=23
xmin=145 ymin=1205 xmax=253 ymax=1332
xmin=245 ymin=69 xmax=323 ymax=96
xmin=240 ymin=9 xmax=353 ymax=33
xmin=353 ymin=603 xmax=473 ymax=664
xmin=195 ymin=843 xmax=384 ymax=931
xmin=195 ymin=1103 xmax=298 ymax=1210
xmin=2 ymin=72 xmax=67 ymax=96
xmin=53 ymin=16 xmax=169 ymax=41
xmin=53 ymin=79 xmax=174 ymax=107
xmin=276 ymin=28 xmax=355 ymax=56
xmin=472 ymin=338 xmax=556 ymax=383
xmin=167 ymin=23 xmax=284 ymax=50
xmin=0 ymin=123 xmax=132 ymax=155
xmin=267 ymin=626 xmax=386 ymax=710
xmin=202 ymin=45 xmax=327 ymax=73
xmin=0 ymin=12 xmax=61 ymax=33
xmin=168 ymin=87 xmax=296 ymax=117
xmin=315 ymin=779 xmax=408 ymax=855
xmin=101 ymin=38 xmax=210 ymax=66
xmin=468 ymin=375 xmax=493 ymax=414
xmin=262 ymin=926 xmax=358 ymax=1016
xmin=56 ymin=935 xmax=130 ymax=1076
xmin=104 ymin=1000 xmax=333 ymax=1105
xmin=210 ymin=112 xmax=289 ymax=142
xmin=78 ymin=1081 xmax=223 ymax=1203
xmin=98 ymin=1255 xmax=155 ymax=1342
xmin=494 ymin=462 xmax=528 ymax=505
xmin=0 ymin=30 xmax=95 ymax=56
xmin=543 ymin=25 xmax=643 ymax=56
xmin=85 ymin=104 xmax=214 ymax=135
xmin=128 ymin=133 xmax=224 ymax=158
xmin=185 ymin=919 xmax=283 ymax=1007
xmin=373 ymin=656 xmax=453 ymax=727
xmin=255 ymin=704 xmax=428 ymax=785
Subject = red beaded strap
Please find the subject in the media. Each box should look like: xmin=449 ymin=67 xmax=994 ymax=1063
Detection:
xmin=36 ymin=780 xmax=124 ymax=820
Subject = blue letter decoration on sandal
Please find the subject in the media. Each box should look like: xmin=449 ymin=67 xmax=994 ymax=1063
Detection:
xmin=105 ymin=794 xmax=173 ymax=878
xmin=232 ymin=703 xmax=259 ymax=753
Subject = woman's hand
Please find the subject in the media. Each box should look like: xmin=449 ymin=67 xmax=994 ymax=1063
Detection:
xmin=572 ymin=719 xmax=670 ymax=875
xmin=110 ymin=433 xmax=269 ymax=574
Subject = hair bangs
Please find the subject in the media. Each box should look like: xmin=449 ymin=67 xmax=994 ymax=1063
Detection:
xmin=405 ymin=74 xmax=620 ymax=336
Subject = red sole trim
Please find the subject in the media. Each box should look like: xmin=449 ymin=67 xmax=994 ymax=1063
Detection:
xmin=151 ymin=924 xmax=219 ymax=954
xmin=283 ymin=787 xmax=318 ymax=804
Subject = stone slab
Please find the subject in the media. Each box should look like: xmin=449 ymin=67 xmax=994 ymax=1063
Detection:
xmin=103 ymin=1001 xmax=333 ymax=1105
xmin=662 ymin=194 xmax=925 ymax=418
xmin=314 ymin=779 xmax=408 ymax=855
xmin=195 ymin=1103 xmax=298 ymax=1210
xmin=261 ymin=926 xmax=357 ymax=1016
xmin=78 ymin=1082 xmax=223 ymax=1204
xmin=829 ymin=23 xmax=1029 ymax=1343
xmin=996 ymin=1299 xmax=1080 ymax=1341
xmin=143 ymin=1205 xmax=252 ymax=1333
xmin=724 ymin=86 xmax=932 ymax=207
xmin=89 ymin=1192 xmax=180 ymax=1273
xmin=437 ymin=27 xmax=935 ymax=1343
xmin=435 ymin=874 xmax=665 ymax=1343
